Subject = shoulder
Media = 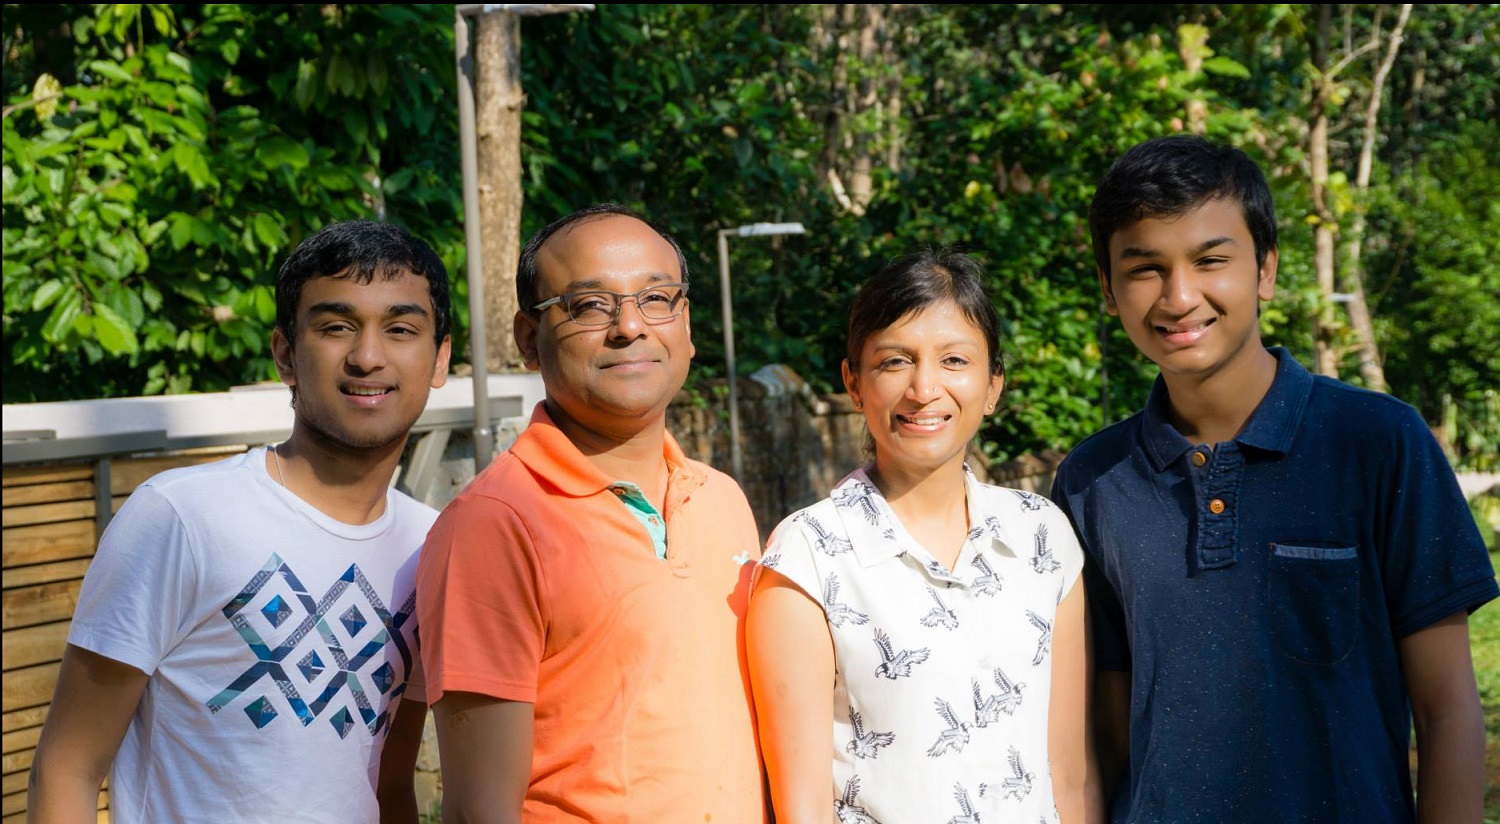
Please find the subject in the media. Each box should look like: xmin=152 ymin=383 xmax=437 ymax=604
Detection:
xmin=1308 ymin=375 xmax=1428 ymax=434
xmin=1053 ymin=411 xmax=1145 ymax=493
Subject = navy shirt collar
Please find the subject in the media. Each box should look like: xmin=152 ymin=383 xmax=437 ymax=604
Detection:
xmin=1141 ymin=347 xmax=1314 ymax=471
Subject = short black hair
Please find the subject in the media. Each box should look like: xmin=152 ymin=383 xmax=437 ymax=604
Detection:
xmin=275 ymin=219 xmax=451 ymax=346
xmin=846 ymin=247 xmax=1005 ymax=380
xmin=515 ymin=203 xmax=690 ymax=309
xmin=1089 ymin=135 xmax=1278 ymax=279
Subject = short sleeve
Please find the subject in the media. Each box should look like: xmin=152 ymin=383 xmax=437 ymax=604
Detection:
xmin=416 ymin=494 xmax=546 ymax=704
xmin=68 ymin=484 xmax=200 ymax=675
xmin=1050 ymin=466 xmax=1132 ymax=671
xmin=1379 ymin=407 xmax=1499 ymax=636
xmin=754 ymin=515 xmax=823 ymax=609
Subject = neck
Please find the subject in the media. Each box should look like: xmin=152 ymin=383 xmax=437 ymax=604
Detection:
xmin=870 ymin=456 xmax=970 ymax=569
xmin=270 ymin=426 xmax=406 ymax=525
xmin=546 ymin=399 xmax=670 ymax=494
xmin=1160 ymin=345 xmax=1278 ymax=445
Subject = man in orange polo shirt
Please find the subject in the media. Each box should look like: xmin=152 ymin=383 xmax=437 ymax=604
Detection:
xmin=416 ymin=203 xmax=767 ymax=823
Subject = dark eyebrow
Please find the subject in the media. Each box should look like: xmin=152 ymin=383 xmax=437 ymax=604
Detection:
xmin=1117 ymin=236 xmax=1238 ymax=260
xmin=306 ymin=301 xmax=430 ymax=319
xmin=563 ymin=273 xmax=674 ymax=292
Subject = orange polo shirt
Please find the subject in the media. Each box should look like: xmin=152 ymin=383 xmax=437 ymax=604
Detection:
xmin=417 ymin=403 xmax=767 ymax=823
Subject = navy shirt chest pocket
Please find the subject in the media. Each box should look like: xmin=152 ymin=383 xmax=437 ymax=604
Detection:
xmin=1266 ymin=542 xmax=1361 ymax=664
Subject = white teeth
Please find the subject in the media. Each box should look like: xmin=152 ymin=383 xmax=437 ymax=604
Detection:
xmin=905 ymin=417 xmax=944 ymax=426
xmin=347 ymin=388 xmax=387 ymax=396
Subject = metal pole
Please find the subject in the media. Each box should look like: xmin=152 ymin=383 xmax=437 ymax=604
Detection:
xmin=717 ymin=229 xmax=742 ymax=482
xmin=456 ymin=8 xmax=495 ymax=469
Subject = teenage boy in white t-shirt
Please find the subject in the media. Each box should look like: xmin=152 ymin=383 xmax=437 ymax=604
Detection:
xmin=28 ymin=218 xmax=452 ymax=824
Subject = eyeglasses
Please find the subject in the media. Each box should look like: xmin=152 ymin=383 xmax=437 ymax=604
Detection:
xmin=531 ymin=282 xmax=689 ymax=327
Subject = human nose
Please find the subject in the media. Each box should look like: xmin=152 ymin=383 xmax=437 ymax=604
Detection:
xmin=906 ymin=361 xmax=941 ymax=404
xmin=346 ymin=329 xmax=387 ymax=372
xmin=604 ymin=293 xmax=651 ymax=339
xmin=1158 ymin=267 xmax=1202 ymax=314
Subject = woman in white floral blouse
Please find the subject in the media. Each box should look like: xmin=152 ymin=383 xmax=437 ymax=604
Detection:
xmin=747 ymin=248 xmax=1101 ymax=824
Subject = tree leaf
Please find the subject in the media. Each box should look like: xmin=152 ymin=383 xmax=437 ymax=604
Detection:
xmin=93 ymin=303 xmax=140 ymax=355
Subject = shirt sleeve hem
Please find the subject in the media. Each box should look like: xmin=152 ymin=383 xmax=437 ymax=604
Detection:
xmin=1394 ymin=576 xmax=1500 ymax=638
xmin=425 ymin=673 xmax=537 ymax=706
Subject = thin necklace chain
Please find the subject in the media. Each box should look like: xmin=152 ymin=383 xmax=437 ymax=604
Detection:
xmin=271 ymin=443 xmax=288 ymax=488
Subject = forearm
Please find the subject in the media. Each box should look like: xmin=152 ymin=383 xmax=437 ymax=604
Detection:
xmin=1413 ymin=709 xmax=1485 ymax=824
xmin=26 ymin=763 xmax=108 ymax=824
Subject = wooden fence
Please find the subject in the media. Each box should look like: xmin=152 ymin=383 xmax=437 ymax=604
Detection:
xmin=2 ymin=448 xmax=244 ymax=823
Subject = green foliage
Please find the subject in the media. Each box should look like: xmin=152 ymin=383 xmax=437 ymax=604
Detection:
xmin=3 ymin=4 xmax=1496 ymax=471
xmin=2 ymin=4 xmax=462 ymax=401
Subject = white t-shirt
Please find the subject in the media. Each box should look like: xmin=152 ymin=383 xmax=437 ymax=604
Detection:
xmin=759 ymin=465 xmax=1084 ymax=823
xmin=68 ymin=447 xmax=435 ymax=824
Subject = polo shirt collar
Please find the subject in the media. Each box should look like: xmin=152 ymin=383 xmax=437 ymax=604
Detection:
xmin=511 ymin=401 xmax=702 ymax=497
xmin=1141 ymin=346 xmax=1312 ymax=472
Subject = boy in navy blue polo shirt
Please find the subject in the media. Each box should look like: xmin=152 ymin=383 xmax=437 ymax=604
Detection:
xmin=1050 ymin=134 xmax=1497 ymax=824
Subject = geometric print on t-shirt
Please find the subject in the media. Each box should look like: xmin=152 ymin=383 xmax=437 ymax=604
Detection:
xmin=205 ymin=553 xmax=416 ymax=738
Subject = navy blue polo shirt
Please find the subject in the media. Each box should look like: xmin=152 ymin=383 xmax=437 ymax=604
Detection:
xmin=1051 ymin=347 xmax=1497 ymax=824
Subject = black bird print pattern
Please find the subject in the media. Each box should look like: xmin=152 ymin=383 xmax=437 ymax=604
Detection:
xmin=1027 ymin=610 xmax=1052 ymax=666
xmin=1031 ymin=524 xmax=1061 ymax=574
xmin=833 ymin=483 xmax=882 ymax=524
xmin=1010 ymin=488 xmax=1047 ymax=511
xmin=973 ymin=667 xmax=1025 ymax=727
xmin=824 ymin=572 xmax=871 ymax=627
xmin=919 ymin=585 xmax=960 ymax=630
xmin=795 ymin=511 xmax=855 ymax=556
xmin=1000 ymin=747 xmax=1034 ymax=801
xmin=846 ymin=707 xmax=895 ymax=759
xmin=873 ymin=628 xmax=930 ymax=679
xmin=948 ymin=782 xmax=981 ymax=824
xmin=969 ymin=554 xmax=1003 ymax=596
xmin=835 ymin=775 xmax=879 ymax=824
xmin=927 ymin=698 xmax=972 ymax=757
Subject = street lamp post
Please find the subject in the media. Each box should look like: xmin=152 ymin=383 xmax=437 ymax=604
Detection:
xmin=716 ymin=222 xmax=806 ymax=483
xmin=454 ymin=3 xmax=592 ymax=472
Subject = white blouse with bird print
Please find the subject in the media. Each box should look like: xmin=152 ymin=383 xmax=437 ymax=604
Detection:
xmin=758 ymin=465 xmax=1083 ymax=824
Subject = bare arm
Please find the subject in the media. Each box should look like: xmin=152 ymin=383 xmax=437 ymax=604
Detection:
xmin=432 ymin=693 xmax=533 ymax=824
xmin=377 ymin=697 xmax=428 ymax=824
xmin=1094 ymin=668 xmax=1131 ymax=807
xmin=1049 ymin=582 xmax=1104 ymax=824
xmin=28 ymin=644 xmax=149 ymax=824
xmin=746 ymin=568 xmax=835 ymax=824
xmin=1400 ymin=610 xmax=1485 ymax=824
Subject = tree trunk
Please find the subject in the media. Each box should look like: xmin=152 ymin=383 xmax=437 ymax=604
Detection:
xmin=1309 ymin=4 xmax=1339 ymax=378
xmin=1340 ymin=4 xmax=1411 ymax=393
xmin=476 ymin=12 xmax=525 ymax=371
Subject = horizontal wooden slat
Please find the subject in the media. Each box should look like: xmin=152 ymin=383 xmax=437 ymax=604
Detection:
xmin=2 ymin=559 xmax=90 ymax=591
xmin=2 ymin=581 xmax=81 ymax=631
xmin=0 ymin=747 xmax=33 ymax=777
xmin=1 ymin=662 xmax=59 ymax=713
xmin=1 ymin=707 xmax=46 ymax=737
xmin=1 ymin=727 xmax=39 ymax=758
xmin=1 ymin=481 xmax=94 ymax=507
xmin=1 ymin=520 xmax=94 ymax=568
xmin=111 ymin=451 xmax=241 ymax=494
xmin=1 ymin=500 xmax=94 ymax=529
xmin=0 ymin=770 xmax=25 ymax=796
xmin=3 ymin=622 xmax=69 ymax=671
xmin=1 ymin=464 xmax=92 ymax=488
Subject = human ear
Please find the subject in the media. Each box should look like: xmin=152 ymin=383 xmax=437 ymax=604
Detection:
xmin=513 ymin=311 xmax=541 ymax=371
xmin=1097 ymin=266 xmax=1119 ymax=316
xmin=271 ymin=327 xmax=297 ymax=387
xmin=841 ymin=358 xmax=861 ymax=410
xmin=1257 ymin=247 xmax=1279 ymax=302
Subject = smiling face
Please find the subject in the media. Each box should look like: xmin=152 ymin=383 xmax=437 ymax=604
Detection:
xmin=1101 ymin=196 xmax=1278 ymax=383
xmin=273 ymin=270 xmax=450 ymax=452
xmin=513 ymin=213 xmax=695 ymax=440
xmin=843 ymin=299 xmax=1004 ymax=478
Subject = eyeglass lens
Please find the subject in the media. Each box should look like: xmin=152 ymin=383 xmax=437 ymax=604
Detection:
xmin=565 ymin=285 xmax=686 ymax=326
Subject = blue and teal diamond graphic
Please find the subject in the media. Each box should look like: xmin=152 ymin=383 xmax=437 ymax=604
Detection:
xmin=261 ymin=594 xmax=293 ymax=628
xmin=341 ymin=605 xmax=367 ymax=636
xmin=244 ymin=696 xmax=278 ymax=729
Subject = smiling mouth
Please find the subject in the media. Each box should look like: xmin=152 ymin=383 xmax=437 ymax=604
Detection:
xmin=342 ymin=386 xmax=393 ymax=397
xmin=897 ymin=413 xmax=951 ymax=426
xmin=1154 ymin=318 xmax=1216 ymax=336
